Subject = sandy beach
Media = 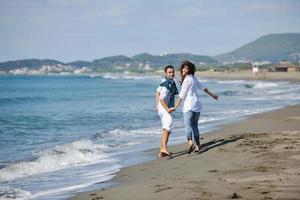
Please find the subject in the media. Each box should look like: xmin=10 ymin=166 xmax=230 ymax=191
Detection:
xmin=70 ymin=104 xmax=300 ymax=200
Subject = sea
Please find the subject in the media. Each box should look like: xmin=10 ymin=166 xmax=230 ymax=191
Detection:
xmin=0 ymin=73 xmax=299 ymax=200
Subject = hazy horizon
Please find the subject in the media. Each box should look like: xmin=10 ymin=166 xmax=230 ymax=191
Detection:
xmin=1 ymin=0 xmax=300 ymax=62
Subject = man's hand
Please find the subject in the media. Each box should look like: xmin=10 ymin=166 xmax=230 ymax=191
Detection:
xmin=168 ymin=107 xmax=175 ymax=113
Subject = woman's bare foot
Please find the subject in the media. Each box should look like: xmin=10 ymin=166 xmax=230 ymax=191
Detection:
xmin=187 ymin=140 xmax=194 ymax=154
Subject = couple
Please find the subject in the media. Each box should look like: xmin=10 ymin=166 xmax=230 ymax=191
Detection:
xmin=156 ymin=61 xmax=218 ymax=158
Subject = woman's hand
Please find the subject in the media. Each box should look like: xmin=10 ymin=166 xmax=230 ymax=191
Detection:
xmin=212 ymin=94 xmax=218 ymax=100
xmin=168 ymin=107 xmax=175 ymax=113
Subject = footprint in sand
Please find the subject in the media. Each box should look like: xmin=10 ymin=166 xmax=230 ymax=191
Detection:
xmin=154 ymin=184 xmax=172 ymax=193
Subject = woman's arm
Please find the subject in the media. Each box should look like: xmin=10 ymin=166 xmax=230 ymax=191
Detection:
xmin=203 ymin=88 xmax=218 ymax=100
xmin=197 ymin=78 xmax=218 ymax=100
xmin=174 ymin=78 xmax=189 ymax=111
xmin=174 ymin=97 xmax=182 ymax=110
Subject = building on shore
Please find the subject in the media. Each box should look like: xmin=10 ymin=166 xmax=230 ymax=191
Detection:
xmin=269 ymin=60 xmax=300 ymax=72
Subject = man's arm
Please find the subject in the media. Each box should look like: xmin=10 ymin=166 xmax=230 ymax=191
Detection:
xmin=156 ymin=91 xmax=160 ymax=110
xmin=160 ymin=99 xmax=174 ymax=113
xmin=159 ymin=87 xmax=174 ymax=113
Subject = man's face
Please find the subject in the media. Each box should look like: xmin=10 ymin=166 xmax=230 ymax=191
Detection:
xmin=165 ymin=68 xmax=175 ymax=79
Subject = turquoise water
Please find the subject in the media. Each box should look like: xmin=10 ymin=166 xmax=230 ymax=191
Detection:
xmin=0 ymin=74 xmax=299 ymax=200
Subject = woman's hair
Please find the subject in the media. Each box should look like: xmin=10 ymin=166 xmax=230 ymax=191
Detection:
xmin=180 ymin=61 xmax=196 ymax=84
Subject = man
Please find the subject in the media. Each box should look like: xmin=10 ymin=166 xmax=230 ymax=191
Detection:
xmin=156 ymin=65 xmax=178 ymax=158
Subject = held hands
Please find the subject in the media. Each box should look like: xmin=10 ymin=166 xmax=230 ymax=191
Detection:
xmin=168 ymin=107 xmax=176 ymax=113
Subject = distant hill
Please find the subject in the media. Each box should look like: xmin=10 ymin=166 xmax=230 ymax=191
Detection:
xmin=0 ymin=59 xmax=63 ymax=71
xmin=92 ymin=55 xmax=133 ymax=70
xmin=132 ymin=53 xmax=218 ymax=67
xmin=66 ymin=61 xmax=92 ymax=68
xmin=0 ymin=53 xmax=219 ymax=73
xmin=2 ymin=33 xmax=299 ymax=74
xmin=215 ymin=33 xmax=300 ymax=63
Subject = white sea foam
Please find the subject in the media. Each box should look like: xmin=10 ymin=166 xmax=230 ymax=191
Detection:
xmin=32 ymin=166 xmax=120 ymax=199
xmin=107 ymin=127 xmax=160 ymax=137
xmin=0 ymin=140 xmax=111 ymax=182
xmin=217 ymin=80 xmax=245 ymax=84
xmin=253 ymin=82 xmax=279 ymax=89
xmin=0 ymin=187 xmax=32 ymax=200
xmin=100 ymin=73 xmax=160 ymax=80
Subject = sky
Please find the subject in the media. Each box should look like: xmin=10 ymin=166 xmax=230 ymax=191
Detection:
xmin=0 ymin=0 xmax=300 ymax=62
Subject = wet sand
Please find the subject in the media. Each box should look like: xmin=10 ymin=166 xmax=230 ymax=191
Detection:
xmin=70 ymin=105 xmax=300 ymax=200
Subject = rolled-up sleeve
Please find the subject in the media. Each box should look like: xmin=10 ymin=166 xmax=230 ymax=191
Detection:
xmin=156 ymin=86 xmax=162 ymax=92
xmin=179 ymin=79 xmax=190 ymax=99
xmin=197 ymin=79 xmax=206 ymax=90
xmin=159 ymin=86 xmax=168 ymax=100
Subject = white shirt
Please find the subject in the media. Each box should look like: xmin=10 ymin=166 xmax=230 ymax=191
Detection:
xmin=156 ymin=78 xmax=172 ymax=112
xmin=179 ymin=75 xmax=206 ymax=113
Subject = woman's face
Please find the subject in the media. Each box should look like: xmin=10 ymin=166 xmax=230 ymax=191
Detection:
xmin=182 ymin=65 xmax=189 ymax=76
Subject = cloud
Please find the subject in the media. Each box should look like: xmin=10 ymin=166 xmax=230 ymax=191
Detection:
xmin=176 ymin=5 xmax=212 ymax=19
xmin=96 ymin=4 xmax=132 ymax=17
xmin=48 ymin=0 xmax=86 ymax=6
xmin=245 ymin=2 xmax=286 ymax=13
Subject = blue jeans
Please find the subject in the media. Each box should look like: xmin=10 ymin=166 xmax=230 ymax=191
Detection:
xmin=183 ymin=111 xmax=201 ymax=146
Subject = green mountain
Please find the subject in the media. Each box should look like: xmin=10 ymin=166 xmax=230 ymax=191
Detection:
xmin=0 ymin=59 xmax=63 ymax=71
xmin=215 ymin=33 xmax=300 ymax=63
xmin=0 ymin=53 xmax=218 ymax=73
xmin=92 ymin=55 xmax=133 ymax=70
xmin=66 ymin=61 xmax=92 ymax=68
xmin=132 ymin=53 xmax=218 ymax=67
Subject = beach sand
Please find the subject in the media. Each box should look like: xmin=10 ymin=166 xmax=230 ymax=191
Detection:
xmin=70 ymin=105 xmax=300 ymax=200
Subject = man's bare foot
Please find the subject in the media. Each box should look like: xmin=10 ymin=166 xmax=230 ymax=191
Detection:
xmin=158 ymin=150 xmax=173 ymax=158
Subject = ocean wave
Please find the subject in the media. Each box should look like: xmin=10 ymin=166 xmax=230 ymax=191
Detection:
xmin=240 ymin=81 xmax=280 ymax=89
xmin=94 ymin=127 xmax=161 ymax=142
xmin=241 ymin=83 xmax=254 ymax=88
xmin=218 ymin=80 xmax=245 ymax=84
xmin=0 ymin=140 xmax=111 ymax=182
xmin=32 ymin=165 xmax=120 ymax=199
xmin=0 ymin=186 xmax=32 ymax=200
xmin=253 ymin=82 xmax=279 ymax=89
xmin=0 ymin=96 xmax=47 ymax=105
xmin=99 ymin=73 xmax=160 ymax=80
xmin=220 ymin=90 xmax=239 ymax=96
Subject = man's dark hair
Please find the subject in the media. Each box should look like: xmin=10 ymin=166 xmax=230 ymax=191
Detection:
xmin=164 ymin=65 xmax=174 ymax=72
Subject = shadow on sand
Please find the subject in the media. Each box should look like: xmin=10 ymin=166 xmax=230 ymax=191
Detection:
xmin=170 ymin=135 xmax=243 ymax=159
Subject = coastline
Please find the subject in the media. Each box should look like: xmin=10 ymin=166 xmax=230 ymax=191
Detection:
xmin=70 ymin=104 xmax=300 ymax=200
xmin=1 ymin=70 xmax=300 ymax=83
xmin=197 ymin=70 xmax=300 ymax=82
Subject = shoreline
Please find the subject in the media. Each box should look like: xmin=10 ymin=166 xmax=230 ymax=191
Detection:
xmin=1 ymin=71 xmax=300 ymax=83
xmin=70 ymin=104 xmax=300 ymax=200
xmin=197 ymin=70 xmax=300 ymax=83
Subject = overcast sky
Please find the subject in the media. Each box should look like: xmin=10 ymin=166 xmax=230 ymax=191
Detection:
xmin=0 ymin=0 xmax=299 ymax=62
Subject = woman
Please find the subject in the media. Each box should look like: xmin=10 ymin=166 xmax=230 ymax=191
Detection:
xmin=174 ymin=61 xmax=218 ymax=153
